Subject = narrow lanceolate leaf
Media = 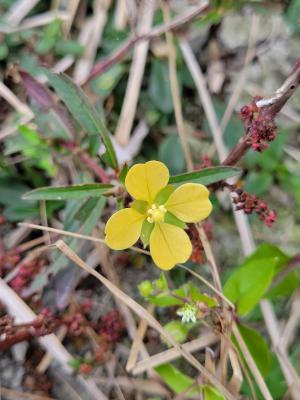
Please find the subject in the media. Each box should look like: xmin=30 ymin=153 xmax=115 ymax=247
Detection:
xmin=44 ymin=70 xmax=118 ymax=169
xmin=169 ymin=166 xmax=241 ymax=186
xmin=22 ymin=183 xmax=114 ymax=201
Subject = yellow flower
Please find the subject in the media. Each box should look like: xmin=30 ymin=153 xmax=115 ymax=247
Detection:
xmin=105 ymin=161 xmax=212 ymax=270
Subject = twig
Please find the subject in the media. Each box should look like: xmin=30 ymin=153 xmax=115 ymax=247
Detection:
xmin=131 ymin=333 xmax=217 ymax=375
xmin=162 ymin=1 xmax=193 ymax=171
xmin=114 ymin=0 xmax=155 ymax=146
xmin=222 ymin=59 xmax=300 ymax=166
xmin=85 ymin=2 xmax=209 ymax=83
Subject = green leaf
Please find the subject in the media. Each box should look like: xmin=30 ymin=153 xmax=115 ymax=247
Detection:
xmin=45 ymin=70 xmax=118 ymax=169
xmin=154 ymin=273 xmax=168 ymax=291
xmin=22 ymin=183 xmax=113 ymax=201
xmin=235 ymin=324 xmax=272 ymax=377
xmin=202 ymin=385 xmax=225 ymax=400
xmin=140 ymin=219 xmax=154 ymax=247
xmin=130 ymin=200 xmax=148 ymax=214
xmin=169 ymin=166 xmax=241 ymax=186
xmin=224 ymin=257 xmax=277 ymax=315
xmin=148 ymin=293 xmax=183 ymax=307
xmin=90 ymin=63 xmax=126 ymax=100
xmin=158 ymin=135 xmax=185 ymax=174
xmin=246 ymin=243 xmax=290 ymax=275
xmin=138 ymin=280 xmax=154 ymax=297
xmin=245 ymin=171 xmax=273 ymax=196
xmin=189 ymin=283 xmax=218 ymax=307
xmin=155 ymin=364 xmax=199 ymax=396
xmin=55 ymin=40 xmax=84 ymax=56
xmin=149 ymin=59 xmax=173 ymax=113
xmin=154 ymin=185 xmax=175 ymax=205
xmin=118 ymin=164 xmax=129 ymax=184
xmin=163 ymin=320 xmax=191 ymax=344
xmin=164 ymin=212 xmax=186 ymax=229
xmin=267 ymin=272 xmax=299 ymax=299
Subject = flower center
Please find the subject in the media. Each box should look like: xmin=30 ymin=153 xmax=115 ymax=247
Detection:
xmin=147 ymin=204 xmax=166 ymax=223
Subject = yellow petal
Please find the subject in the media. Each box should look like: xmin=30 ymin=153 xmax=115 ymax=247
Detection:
xmin=105 ymin=208 xmax=145 ymax=250
xmin=165 ymin=183 xmax=212 ymax=223
xmin=149 ymin=223 xmax=192 ymax=270
xmin=125 ymin=161 xmax=169 ymax=202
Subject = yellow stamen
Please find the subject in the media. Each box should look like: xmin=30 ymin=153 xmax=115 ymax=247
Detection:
xmin=147 ymin=204 xmax=166 ymax=223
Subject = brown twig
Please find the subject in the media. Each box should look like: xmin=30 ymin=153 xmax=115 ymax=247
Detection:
xmin=84 ymin=2 xmax=209 ymax=83
xmin=222 ymin=59 xmax=300 ymax=166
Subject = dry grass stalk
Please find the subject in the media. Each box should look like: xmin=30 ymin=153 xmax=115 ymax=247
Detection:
xmin=196 ymin=224 xmax=222 ymax=291
xmin=162 ymin=2 xmax=193 ymax=172
xmin=4 ymin=0 xmax=40 ymax=25
xmin=0 ymin=115 xmax=33 ymax=142
xmin=260 ymin=299 xmax=300 ymax=395
xmin=63 ymin=0 xmax=80 ymax=36
xmin=279 ymin=290 xmax=300 ymax=351
xmin=54 ymin=239 xmax=235 ymax=400
xmin=73 ymin=0 xmax=111 ymax=84
xmin=93 ymin=237 xmax=151 ymax=362
xmin=114 ymin=0 xmax=128 ymax=30
xmin=227 ymin=347 xmax=243 ymax=395
xmin=0 ymin=387 xmax=55 ymax=400
xmin=0 ymin=11 xmax=69 ymax=33
xmin=95 ymin=376 xmax=169 ymax=396
xmin=4 ymin=222 xmax=34 ymax=249
xmin=0 ymin=81 xmax=33 ymax=117
xmin=126 ymin=303 xmax=155 ymax=371
xmin=114 ymin=0 xmax=156 ymax=146
xmin=18 ymin=222 xmax=149 ymax=255
xmin=220 ymin=14 xmax=259 ymax=132
xmin=36 ymin=325 xmax=68 ymax=373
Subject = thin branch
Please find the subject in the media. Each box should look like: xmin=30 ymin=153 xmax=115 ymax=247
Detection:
xmin=85 ymin=2 xmax=209 ymax=83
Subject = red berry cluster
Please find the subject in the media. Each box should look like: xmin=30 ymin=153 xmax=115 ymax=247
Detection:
xmin=232 ymin=188 xmax=277 ymax=227
xmin=0 ymin=248 xmax=20 ymax=276
xmin=240 ymin=99 xmax=277 ymax=152
xmin=64 ymin=312 xmax=86 ymax=335
xmin=188 ymin=223 xmax=213 ymax=263
xmin=98 ymin=310 xmax=125 ymax=343
xmin=10 ymin=258 xmax=46 ymax=294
